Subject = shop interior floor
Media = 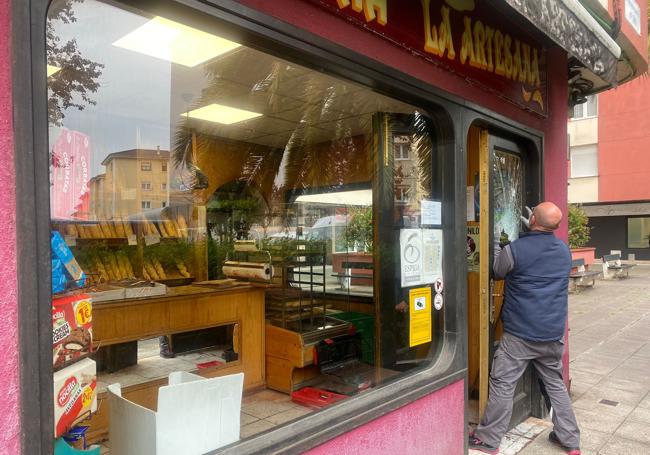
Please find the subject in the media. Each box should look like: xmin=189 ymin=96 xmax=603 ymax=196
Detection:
xmin=95 ymin=338 xmax=228 ymax=393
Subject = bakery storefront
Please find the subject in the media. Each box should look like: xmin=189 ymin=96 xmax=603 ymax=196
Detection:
xmin=11 ymin=0 xmax=639 ymax=454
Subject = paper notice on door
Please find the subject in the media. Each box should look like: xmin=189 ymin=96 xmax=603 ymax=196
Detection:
xmin=400 ymin=229 xmax=443 ymax=287
xmin=409 ymin=287 xmax=432 ymax=347
xmin=422 ymin=229 xmax=443 ymax=284
xmin=466 ymin=186 xmax=475 ymax=221
xmin=421 ymin=200 xmax=441 ymax=225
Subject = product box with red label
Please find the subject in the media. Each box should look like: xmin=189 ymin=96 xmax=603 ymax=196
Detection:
xmin=53 ymin=358 xmax=97 ymax=437
xmin=52 ymin=293 xmax=93 ymax=371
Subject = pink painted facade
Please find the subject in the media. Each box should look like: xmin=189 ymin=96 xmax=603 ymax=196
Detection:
xmin=2 ymin=0 xmax=616 ymax=453
xmin=305 ymin=380 xmax=465 ymax=455
xmin=0 ymin=0 xmax=21 ymax=453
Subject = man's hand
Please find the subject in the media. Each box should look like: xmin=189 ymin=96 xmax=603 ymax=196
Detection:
xmin=520 ymin=206 xmax=534 ymax=229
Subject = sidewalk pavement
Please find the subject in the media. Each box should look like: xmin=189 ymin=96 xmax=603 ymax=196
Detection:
xmin=471 ymin=264 xmax=650 ymax=455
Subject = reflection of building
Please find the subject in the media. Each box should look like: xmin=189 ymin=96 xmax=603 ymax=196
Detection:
xmin=90 ymin=149 xmax=170 ymax=219
xmin=568 ymin=78 xmax=650 ymax=260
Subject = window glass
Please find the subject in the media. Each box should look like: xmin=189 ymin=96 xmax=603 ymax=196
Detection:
xmin=570 ymin=145 xmax=598 ymax=177
xmin=493 ymin=151 xmax=523 ymax=242
xmin=47 ymin=0 xmax=448 ymax=447
xmin=570 ymin=95 xmax=597 ymax=119
xmin=628 ymin=217 xmax=650 ymax=248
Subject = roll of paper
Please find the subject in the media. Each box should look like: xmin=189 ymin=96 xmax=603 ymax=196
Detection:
xmin=222 ymin=261 xmax=272 ymax=282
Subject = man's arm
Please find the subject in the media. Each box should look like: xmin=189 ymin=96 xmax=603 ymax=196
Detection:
xmin=493 ymin=243 xmax=514 ymax=279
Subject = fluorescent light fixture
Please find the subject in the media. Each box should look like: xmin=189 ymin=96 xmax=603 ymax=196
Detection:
xmin=47 ymin=65 xmax=61 ymax=77
xmin=113 ymin=16 xmax=240 ymax=67
xmin=295 ymin=189 xmax=372 ymax=206
xmin=182 ymin=103 xmax=262 ymax=125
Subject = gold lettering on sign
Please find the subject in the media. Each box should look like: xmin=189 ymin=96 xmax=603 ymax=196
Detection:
xmin=422 ymin=2 xmax=456 ymax=60
xmin=337 ymin=0 xmax=387 ymax=25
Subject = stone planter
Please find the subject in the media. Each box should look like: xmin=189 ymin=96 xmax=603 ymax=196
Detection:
xmin=570 ymin=247 xmax=596 ymax=268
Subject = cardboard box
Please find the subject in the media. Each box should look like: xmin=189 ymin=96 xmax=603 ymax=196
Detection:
xmin=108 ymin=372 xmax=243 ymax=455
xmin=53 ymin=358 xmax=97 ymax=438
xmin=53 ymin=293 xmax=93 ymax=371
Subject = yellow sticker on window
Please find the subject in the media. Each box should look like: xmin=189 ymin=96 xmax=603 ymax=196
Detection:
xmin=409 ymin=287 xmax=432 ymax=347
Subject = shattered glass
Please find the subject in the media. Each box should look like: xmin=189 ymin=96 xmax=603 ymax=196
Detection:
xmin=493 ymin=151 xmax=523 ymax=243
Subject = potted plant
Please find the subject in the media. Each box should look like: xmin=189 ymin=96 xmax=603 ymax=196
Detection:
xmin=332 ymin=207 xmax=373 ymax=285
xmin=568 ymin=204 xmax=595 ymax=266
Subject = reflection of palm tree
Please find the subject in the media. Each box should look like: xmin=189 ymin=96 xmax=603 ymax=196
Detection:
xmin=171 ymin=53 xmax=368 ymax=198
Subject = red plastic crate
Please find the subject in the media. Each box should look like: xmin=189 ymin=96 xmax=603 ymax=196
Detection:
xmin=291 ymin=387 xmax=347 ymax=409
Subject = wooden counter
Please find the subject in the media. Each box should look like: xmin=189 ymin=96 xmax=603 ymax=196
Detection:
xmin=86 ymin=284 xmax=265 ymax=443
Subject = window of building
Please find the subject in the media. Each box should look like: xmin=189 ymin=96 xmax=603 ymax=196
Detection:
xmin=627 ymin=217 xmax=650 ymax=248
xmin=570 ymin=144 xmax=598 ymax=177
xmin=46 ymin=0 xmax=453 ymax=450
xmin=570 ymin=95 xmax=598 ymax=119
xmin=394 ymin=135 xmax=410 ymax=160
xmin=141 ymin=182 xmax=151 ymax=190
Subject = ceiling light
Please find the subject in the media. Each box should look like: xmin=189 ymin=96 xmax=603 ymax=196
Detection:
xmin=113 ymin=16 xmax=240 ymax=67
xmin=295 ymin=189 xmax=373 ymax=206
xmin=47 ymin=65 xmax=61 ymax=77
xmin=182 ymin=103 xmax=262 ymax=124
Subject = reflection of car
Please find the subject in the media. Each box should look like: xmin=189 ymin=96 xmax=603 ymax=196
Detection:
xmin=307 ymin=215 xmax=350 ymax=254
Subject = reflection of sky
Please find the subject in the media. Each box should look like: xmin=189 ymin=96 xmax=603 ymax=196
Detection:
xmin=49 ymin=0 xmax=172 ymax=177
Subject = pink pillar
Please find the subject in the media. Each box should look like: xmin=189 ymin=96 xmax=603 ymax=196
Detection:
xmin=0 ymin=0 xmax=21 ymax=452
xmin=543 ymin=46 xmax=571 ymax=387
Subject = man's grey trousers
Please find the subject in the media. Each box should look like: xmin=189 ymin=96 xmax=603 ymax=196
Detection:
xmin=474 ymin=332 xmax=580 ymax=449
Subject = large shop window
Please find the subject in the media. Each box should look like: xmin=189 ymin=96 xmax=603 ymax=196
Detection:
xmin=47 ymin=0 xmax=448 ymax=450
xmin=628 ymin=217 xmax=650 ymax=249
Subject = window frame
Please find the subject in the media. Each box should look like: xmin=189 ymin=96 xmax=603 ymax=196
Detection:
xmin=140 ymin=161 xmax=152 ymax=171
xmin=14 ymin=0 xmax=544 ymax=453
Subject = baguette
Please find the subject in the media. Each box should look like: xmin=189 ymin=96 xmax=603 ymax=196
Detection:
xmin=163 ymin=219 xmax=178 ymax=237
xmin=177 ymin=214 xmax=188 ymax=238
xmin=144 ymin=261 xmax=159 ymax=280
xmin=157 ymin=221 xmax=169 ymax=238
xmin=99 ymin=222 xmax=112 ymax=238
xmin=123 ymin=220 xmax=134 ymax=238
xmin=108 ymin=222 xmax=119 ymax=238
xmin=153 ymin=258 xmax=166 ymax=279
xmin=114 ymin=219 xmax=126 ymax=238
xmin=89 ymin=224 xmax=103 ymax=239
xmin=65 ymin=224 xmax=78 ymax=238
xmin=108 ymin=252 xmax=121 ymax=280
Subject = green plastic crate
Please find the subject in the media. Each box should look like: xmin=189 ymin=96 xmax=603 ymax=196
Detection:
xmin=333 ymin=312 xmax=375 ymax=364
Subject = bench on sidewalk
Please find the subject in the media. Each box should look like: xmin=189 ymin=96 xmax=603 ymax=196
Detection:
xmin=332 ymin=261 xmax=373 ymax=290
xmin=569 ymin=258 xmax=600 ymax=293
xmin=602 ymin=253 xmax=635 ymax=280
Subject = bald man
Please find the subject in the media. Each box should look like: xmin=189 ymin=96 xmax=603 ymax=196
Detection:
xmin=470 ymin=202 xmax=581 ymax=455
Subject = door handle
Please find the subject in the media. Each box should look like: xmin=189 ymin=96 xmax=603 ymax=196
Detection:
xmin=489 ymin=279 xmax=495 ymax=323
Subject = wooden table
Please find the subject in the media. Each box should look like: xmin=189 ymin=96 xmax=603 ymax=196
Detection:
xmin=87 ymin=284 xmax=265 ymax=443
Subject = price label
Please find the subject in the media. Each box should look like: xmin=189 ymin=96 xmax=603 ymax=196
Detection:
xmin=144 ymin=234 xmax=161 ymax=246
xmin=64 ymin=235 xmax=77 ymax=247
xmin=128 ymin=234 xmax=138 ymax=245
xmin=75 ymin=300 xmax=92 ymax=325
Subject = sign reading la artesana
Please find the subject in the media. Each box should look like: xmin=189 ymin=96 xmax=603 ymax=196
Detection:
xmin=309 ymin=0 xmax=547 ymax=116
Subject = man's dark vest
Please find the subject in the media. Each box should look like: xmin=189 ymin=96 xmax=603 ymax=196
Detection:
xmin=502 ymin=231 xmax=572 ymax=342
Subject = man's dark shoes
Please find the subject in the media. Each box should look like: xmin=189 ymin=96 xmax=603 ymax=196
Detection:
xmin=469 ymin=434 xmax=499 ymax=454
xmin=548 ymin=431 xmax=581 ymax=455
